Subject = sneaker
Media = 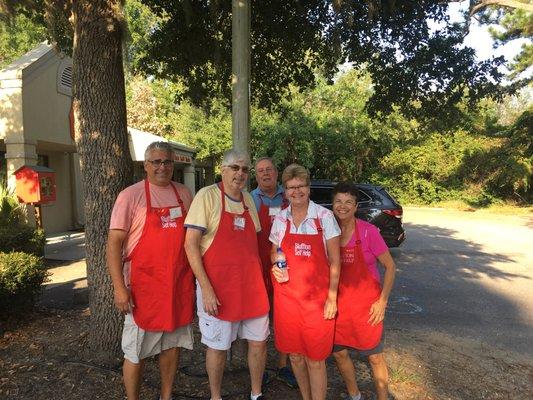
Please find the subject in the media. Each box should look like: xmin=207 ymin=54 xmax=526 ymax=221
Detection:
xmin=277 ymin=366 xmax=298 ymax=388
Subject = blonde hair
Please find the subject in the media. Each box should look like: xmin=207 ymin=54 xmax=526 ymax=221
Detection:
xmin=281 ymin=163 xmax=310 ymax=187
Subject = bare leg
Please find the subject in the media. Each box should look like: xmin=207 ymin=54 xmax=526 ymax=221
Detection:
xmin=159 ymin=347 xmax=179 ymax=400
xmin=368 ymin=353 xmax=389 ymax=400
xmin=206 ymin=348 xmax=226 ymax=400
xmin=248 ymin=339 xmax=267 ymax=395
xmin=123 ymin=358 xmax=145 ymax=400
xmin=290 ymin=353 xmax=312 ymax=400
xmin=306 ymin=358 xmax=327 ymax=400
xmin=333 ymin=349 xmax=360 ymax=397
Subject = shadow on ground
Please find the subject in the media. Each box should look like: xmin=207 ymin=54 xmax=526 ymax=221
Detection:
xmin=384 ymin=222 xmax=532 ymax=399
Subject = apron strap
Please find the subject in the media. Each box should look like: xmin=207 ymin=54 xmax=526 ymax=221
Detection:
xmin=144 ymin=179 xmax=152 ymax=210
xmin=218 ymin=182 xmax=248 ymax=214
xmin=353 ymin=219 xmax=365 ymax=263
xmin=169 ymin=182 xmax=186 ymax=216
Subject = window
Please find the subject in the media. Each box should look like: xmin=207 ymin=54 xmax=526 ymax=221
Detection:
xmin=37 ymin=155 xmax=49 ymax=168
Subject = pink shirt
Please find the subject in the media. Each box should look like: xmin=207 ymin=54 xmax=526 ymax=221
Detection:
xmin=109 ymin=180 xmax=193 ymax=259
xmin=342 ymin=219 xmax=388 ymax=282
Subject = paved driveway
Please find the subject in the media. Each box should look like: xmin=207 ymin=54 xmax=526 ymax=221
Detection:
xmin=387 ymin=208 xmax=533 ymax=355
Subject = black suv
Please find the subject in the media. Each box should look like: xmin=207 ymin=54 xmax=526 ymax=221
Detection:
xmin=310 ymin=181 xmax=405 ymax=247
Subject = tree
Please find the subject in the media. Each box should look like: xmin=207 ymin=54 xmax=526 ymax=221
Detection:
xmin=0 ymin=12 xmax=46 ymax=69
xmin=138 ymin=0 xmax=505 ymax=119
xmin=1 ymin=0 xmax=132 ymax=356
xmin=72 ymin=0 xmax=132 ymax=356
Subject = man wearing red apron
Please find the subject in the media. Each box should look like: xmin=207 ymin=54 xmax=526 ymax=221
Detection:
xmin=107 ymin=142 xmax=195 ymax=400
xmin=184 ymin=149 xmax=270 ymax=400
xmin=250 ymin=157 xmax=296 ymax=388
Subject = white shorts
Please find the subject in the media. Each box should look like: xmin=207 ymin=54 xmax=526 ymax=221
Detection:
xmin=121 ymin=313 xmax=194 ymax=364
xmin=197 ymin=285 xmax=270 ymax=351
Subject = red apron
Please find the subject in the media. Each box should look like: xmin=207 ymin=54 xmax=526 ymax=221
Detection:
xmin=257 ymin=194 xmax=288 ymax=298
xmin=127 ymin=179 xmax=195 ymax=332
xmin=202 ymin=183 xmax=269 ymax=322
xmin=334 ymin=219 xmax=383 ymax=350
xmin=273 ymin=218 xmax=335 ymax=361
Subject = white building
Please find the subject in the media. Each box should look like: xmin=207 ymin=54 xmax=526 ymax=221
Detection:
xmin=0 ymin=44 xmax=213 ymax=233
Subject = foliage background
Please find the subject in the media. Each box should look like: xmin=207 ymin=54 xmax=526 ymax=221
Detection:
xmin=1 ymin=0 xmax=531 ymax=207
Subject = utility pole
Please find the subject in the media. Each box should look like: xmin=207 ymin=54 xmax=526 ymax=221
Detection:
xmin=231 ymin=0 xmax=250 ymax=155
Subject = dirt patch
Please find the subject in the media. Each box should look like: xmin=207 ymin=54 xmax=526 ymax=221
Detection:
xmin=1 ymin=309 xmax=531 ymax=399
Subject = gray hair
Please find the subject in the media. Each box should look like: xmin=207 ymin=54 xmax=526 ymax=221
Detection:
xmin=144 ymin=141 xmax=173 ymax=159
xmin=254 ymin=156 xmax=277 ymax=171
xmin=222 ymin=148 xmax=250 ymax=167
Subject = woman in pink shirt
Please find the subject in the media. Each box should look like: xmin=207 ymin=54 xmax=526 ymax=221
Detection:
xmin=332 ymin=182 xmax=396 ymax=400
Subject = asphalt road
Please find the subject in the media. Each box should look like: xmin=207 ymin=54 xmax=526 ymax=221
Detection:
xmin=386 ymin=207 xmax=533 ymax=356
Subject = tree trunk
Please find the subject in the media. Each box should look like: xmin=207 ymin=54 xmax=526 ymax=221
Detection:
xmin=72 ymin=0 xmax=132 ymax=356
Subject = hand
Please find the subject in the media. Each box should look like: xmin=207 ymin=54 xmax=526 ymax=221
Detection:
xmin=271 ymin=265 xmax=288 ymax=283
xmin=202 ymin=286 xmax=221 ymax=316
xmin=114 ymin=286 xmax=133 ymax=314
xmin=323 ymin=297 xmax=337 ymax=319
xmin=368 ymin=297 xmax=387 ymax=326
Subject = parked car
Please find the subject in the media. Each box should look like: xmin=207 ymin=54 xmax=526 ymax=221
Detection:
xmin=309 ymin=181 xmax=405 ymax=247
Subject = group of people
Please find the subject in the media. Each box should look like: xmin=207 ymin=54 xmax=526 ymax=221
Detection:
xmin=106 ymin=142 xmax=396 ymax=400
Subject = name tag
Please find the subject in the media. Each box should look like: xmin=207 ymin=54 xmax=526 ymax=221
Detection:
xmin=169 ymin=207 xmax=182 ymax=219
xmin=269 ymin=206 xmax=281 ymax=216
xmin=233 ymin=216 xmax=245 ymax=230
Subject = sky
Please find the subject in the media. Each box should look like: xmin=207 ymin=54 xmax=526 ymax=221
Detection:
xmin=447 ymin=2 xmax=532 ymax=79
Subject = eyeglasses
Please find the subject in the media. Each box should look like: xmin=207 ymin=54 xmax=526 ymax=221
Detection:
xmin=224 ymin=164 xmax=250 ymax=174
xmin=333 ymin=199 xmax=357 ymax=207
xmin=256 ymin=167 xmax=274 ymax=174
xmin=286 ymin=184 xmax=309 ymax=192
xmin=147 ymin=159 xmax=173 ymax=168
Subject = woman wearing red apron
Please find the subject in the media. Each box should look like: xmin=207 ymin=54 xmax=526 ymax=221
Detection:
xmin=270 ymin=164 xmax=341 ymax=400
xmin=250 ymin=157 xmax=296 ymax=388
xmin=331 ymin=182 xmax=396 ymax=400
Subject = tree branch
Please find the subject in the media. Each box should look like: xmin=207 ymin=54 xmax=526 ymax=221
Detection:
xmin=470 ymin=0 xmax=533 ymax=16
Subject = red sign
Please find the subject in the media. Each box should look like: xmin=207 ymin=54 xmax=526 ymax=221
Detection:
xmin=173 ymin=153 xmax=192 ymax=164
xmin=14 ymin=165 xmax=56 ymax=204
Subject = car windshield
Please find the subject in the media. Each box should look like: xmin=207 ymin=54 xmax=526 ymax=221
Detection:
xmin=310 ymin=187 xmax=332 ymax=204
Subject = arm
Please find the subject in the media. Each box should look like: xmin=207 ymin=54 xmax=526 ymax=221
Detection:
xmin=324 ymin=235 xmax=341 ymax=319
xmin=184 ymin=228 xmax=221 ymax=316
xmin=106 ymin=229 xmax=131 ymax=314
xmin=368 ymin=250 xmax=396 ymax=325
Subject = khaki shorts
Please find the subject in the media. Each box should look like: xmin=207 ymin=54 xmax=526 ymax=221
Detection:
xmin=122 ymin=313 xmax=194 ymax=364
xmin=197 ymin=285 xmax=269 ymax=350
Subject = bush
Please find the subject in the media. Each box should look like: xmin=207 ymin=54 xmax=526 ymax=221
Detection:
xmin=0 ymin=251 xmax=49 ymax=312
xmin=0 ymin=225 xmax=46 ymax=256
xmin=0 ymin=184 xmax=25 ymax=226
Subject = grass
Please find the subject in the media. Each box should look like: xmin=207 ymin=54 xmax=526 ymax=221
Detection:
xmin=389 ymin=362 xmax=423 ymax=386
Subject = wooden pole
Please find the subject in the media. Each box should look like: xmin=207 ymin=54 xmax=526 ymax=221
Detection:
xmin=232 ymin=0 xmax=251 ymax=155
xmin=34 ymin=204 xmax=43 ymax=229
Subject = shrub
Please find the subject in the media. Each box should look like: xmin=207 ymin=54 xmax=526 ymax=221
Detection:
xmin=0 ymin=184 xmax=24 ymax=226
xmin=0 ymin=225 xmax=46 ymax=256
xmin=0 ymin=251 xmax=49 ymax=312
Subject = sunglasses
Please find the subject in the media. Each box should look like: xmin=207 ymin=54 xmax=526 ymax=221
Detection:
xmin=224 ymin=164 xmax=250 ymax=174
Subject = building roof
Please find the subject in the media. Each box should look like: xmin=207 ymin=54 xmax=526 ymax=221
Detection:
xmin=0 ymin=43 xmax=60 ymax=85
xmin=127 ymin=127 xmax=196 ymax=161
